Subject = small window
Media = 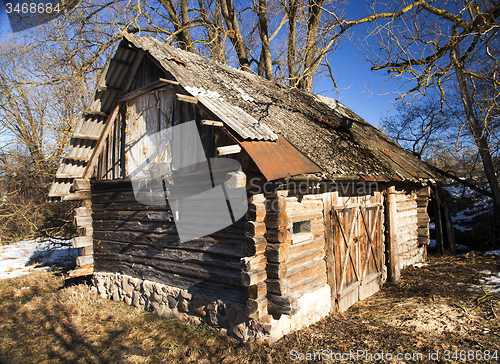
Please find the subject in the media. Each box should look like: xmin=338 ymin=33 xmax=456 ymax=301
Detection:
xmin=292 ymin=220 xmax=312 ymax=243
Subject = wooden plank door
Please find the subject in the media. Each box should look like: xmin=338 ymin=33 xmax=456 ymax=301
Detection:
xmin=330 ymin=195 xmax=384 ymax=312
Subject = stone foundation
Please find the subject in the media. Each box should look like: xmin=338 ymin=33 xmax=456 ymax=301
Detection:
xmin=92 ymin=272 xmax=330 ymax=342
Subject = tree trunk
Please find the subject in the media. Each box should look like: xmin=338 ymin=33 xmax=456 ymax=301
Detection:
xmin=298 ymin=0 xmax=324 ymax=92
xmin=218 ymin=0 xmax=251 ymax=72
xmin=257 ymin=0 xmax=273 ymax=80
xmin=453 ymin=53 xmax=500 ymax=231
xmin=159 ymin=0 xmax=194 ymax=52
xmin=287 ymin=0 xmax=298 ymax=87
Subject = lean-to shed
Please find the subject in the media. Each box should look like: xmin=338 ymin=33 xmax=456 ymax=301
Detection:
xmin=49 ymin=33 xmax=438 ymax=342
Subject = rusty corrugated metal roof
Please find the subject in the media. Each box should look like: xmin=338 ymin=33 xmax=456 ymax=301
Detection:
xmin=239 ymin=136 xmax=322 ymax=181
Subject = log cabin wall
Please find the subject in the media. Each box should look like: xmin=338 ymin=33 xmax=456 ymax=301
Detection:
xmin=90 ymin=180 xmax=266 ymax=339
xmin=262 ymin=190 xmax=331 ymax=339
xmin=395 ymin=187 xmax=426 ymax=268
xmin=416 ymin=186 xmax=431 ymax=251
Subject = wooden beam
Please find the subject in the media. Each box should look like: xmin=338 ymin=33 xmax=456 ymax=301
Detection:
xmin=67 ymin=265 xmax=94 ymax=278
xmin=120 ymin=52 xmax=145 ymax=94
xmin=82 ymin=105 xmax=120 ymax=179
xmin=83 ymin=110 xmax=109 ymax=117
xmin=64 ymin=156 xmax=90 ymax=162
xmin=72 ymin=134 xmax=100 ymax=140
xmin=73 ymin=179 xmax=90 ymax=191
xmin=118 ymin=80 xmax=172 ymax=102
xmin=176 ymin=94 xmax=198 ymax=104
xmin=63 ymin=190 xmax=91 ymax=201
xmin=159 ymin=77 xmax=179 ymax=85
xmin=55 ymin=173 xmax=83 ymax=179
xmin=386 ymin=186 xmax=400 ymax=283
xmin=217 ymin=145 xmax=241 ymax=156
xmin=201 ymin=120 xmax=223 ymax=127
xmin=76 ymin=255 xmax=94 ymax=267
xmin=97 ymin=85 xmax=122 ymax=93
xmin=72 ymin=236 xmax=93 ymax=248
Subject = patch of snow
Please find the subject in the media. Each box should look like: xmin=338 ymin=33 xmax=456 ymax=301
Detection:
xmin=485 ymin=250 xmax=500 ymax=256
xmin=479 ymin=269 xmax=492 ymax=275
xmin=413 ymin=263 xmax=428 ymax=268
xmin=0 ymin=238 xmax=78 ymax=280
xmin=429 ymin=239 xmax=437 ymax=247
xmin=429 ymin=222 xmax=435 ymax=229
xmin=184 ymin=86 xmax=221 ymax=99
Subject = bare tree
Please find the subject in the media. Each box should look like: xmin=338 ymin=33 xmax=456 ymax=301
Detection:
xmin=354 ymin=0 xmax=500 ymax=227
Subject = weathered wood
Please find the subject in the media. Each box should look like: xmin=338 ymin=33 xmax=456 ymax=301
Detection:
xmin=245 ymin=221 xmax=266 ymax=238
xmin=266 ymin=242 xmax=289 ymax=263
xmin=322 ymin=192 xmax=336 ymax=312
xmin=265 ymin=229 xmax=291 ymax=243
xmin=158 ymin=77 xmax=179 ymax=85
xmin=265 ymin=211 xmax=290 ymax=230
xmin=73 ymin=179 xmax=91 ymax=191
xmin=248 ymin=282 xmax=267 ymax=300
xmin=267 ymin=294 xmax=295 ymax=315
xmin=176 ymin=94 xmax=198 ymax=103
xmin=266 ymin=261 xmax=288 ymax=279
xmin=286 ymin=260 xmax=326 ymax=288
xmin=241 ymin=255 xmax=267 ymax=272
xmin=386 ymin=186 xmax=400 ymax=282
xmin=288 ymin=273 xmax=327 ymax=296
xmin=92 ymin=210 xmax=172 ymax=222
xmin=287 ymin=249 xmax=325 ymax=271
xmin=92 ymin=201 xmax=169 ymax=211
xmin=82 ymin=105 xmax=120 ymax=179
xmin=71 ymin=134 xmax=100 ymax=141
xmin=84 ymin=110 xmax=109 ymax=117
xmin=118 ymin=81 xmax=172 ymax=102
xmin=226 ymin=171 xmax=246 ymax=188
xmin=67 ymin=265 xmax=94 ymax=278
xmin=266 ymin=278 xmax=288 ymax=296
xmin=246 ymin=203 xmax=266 ymax=222
xmin=74 ymin=207 xmax=91 ymax=217
xmin=93 ymin=220 xmax=177 ymax=234
xmin=76 ymin=255 xmax=94 ymax=266
xmin=74 ymin=216 xmax=93 ymax=227
xmin=246 ymin=298 xmax=267 ymax=316
xmin=217 ymin=145 xmax=241 ymax=156
xmin=63 ymin=190 xmax=91 ymax=201
xmin=201 ymin=120 xmax=223 ymax=127
xmin=94 ymin=252 xmax=243 ymax=286
xmin=93 ymin=230 xmax=246 ymax=257
xmin=245 ymin=235 xmax=267 ymax=256
xmin=94 ymin=240 xmax=241 ymax=270
xmin=94 ymin=259 xmax=248 ymax=303
xmin=81 ymin=246 xmax=93 ymax=256
xmin=241 ymin=270 xmax=267 ymax=286
xmin=72 ymin=236 xmax=93 ymax=248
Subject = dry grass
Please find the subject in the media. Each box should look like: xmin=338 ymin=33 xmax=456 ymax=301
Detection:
xmin=0 ymin=255 xmax=499 ymax=363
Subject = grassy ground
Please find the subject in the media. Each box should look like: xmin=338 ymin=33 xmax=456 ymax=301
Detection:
xmin=0 ymin=255 xmax=499 ymax=363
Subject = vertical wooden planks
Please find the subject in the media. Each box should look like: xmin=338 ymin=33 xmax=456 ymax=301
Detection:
xmin=386 ymin=186 xmax=400 ymax=282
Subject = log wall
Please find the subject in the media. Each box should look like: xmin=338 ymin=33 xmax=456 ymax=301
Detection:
xmin=91 ymin=180 xmax=248 ymax=304
xmin=395 ymin=187 xmax=426 ymax=268
xmin=264 ymin=191 xmax=328 ymax=317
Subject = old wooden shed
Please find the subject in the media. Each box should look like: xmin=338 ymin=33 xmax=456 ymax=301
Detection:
xmin=49 ymin=33 xmax=438 ymax=342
